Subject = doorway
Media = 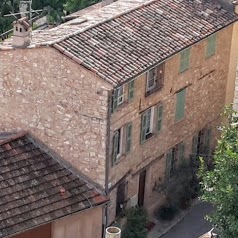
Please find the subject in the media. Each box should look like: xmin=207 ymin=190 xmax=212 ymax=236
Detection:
xmin=138 ymin=170 xmax=146 ymax=207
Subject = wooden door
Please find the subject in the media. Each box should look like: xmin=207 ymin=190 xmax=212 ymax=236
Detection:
xmin=138 ymin=170 xmax=146 ymax=207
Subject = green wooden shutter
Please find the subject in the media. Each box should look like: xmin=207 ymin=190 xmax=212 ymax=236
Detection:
xmin=206 ymin=34 xmax=216 ymax=58
xmin=126 ymin=123 xmax=132 ymax=153
xmin=165 ymin=150 xmax=172 ymax=180
xmin=204 ymin=128 xmax=212 ymax=155
xmin=128 ymin=80 xmax=135 ymax=102
xmin=175 ymin=89 xmax=186 ymax=122
xmin=179 ymin=48 xmax=190 ymax=73
xmin=157 ymin=103 xmax=163 ymax=132
xmin=178 ymin=142 xmax=185 ymax=163
xmin=112 ymin=89 xmax=118 ymax=112
xmin=112 ymin=131 xmax=119 ymax=165
xmin=141 ymin=113 xmax=147 ymax=143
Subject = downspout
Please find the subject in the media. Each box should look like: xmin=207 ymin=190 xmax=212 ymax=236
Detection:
xmin=104 ymin=89 xmax=113 ymax=232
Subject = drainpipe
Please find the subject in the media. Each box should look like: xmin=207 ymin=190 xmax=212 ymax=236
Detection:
xmin=104 ymin=89 xmax=113 ymax=232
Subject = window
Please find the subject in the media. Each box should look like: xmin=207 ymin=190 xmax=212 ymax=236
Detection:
xmin=175 ymin=88 xmax=186 ymax=122
xmin=141 ymin=108 xmax=153 ymax=142
xmin=20 ymin=28 xmax=22 ymax=32
xmin=146 ymin=63 xmax=164 ymax=95
xmin=16 ymin=26 xmax=18 ymax=31
xmin=192 ymin=127 xmax=212 ymax=156
xmin=116 ymin=181 xmax=128 ymax=217
xmin=141 ymin=103 xmax=164 ymax=143
xmin=206 ymin=34 xmax=216 ymax=58
xmin=112 ymin=122 xmax=133 ymax=165
xmin=165 ymin=142 xmax=185 ymax=179
xmin=112 ymin=86 xmax=125 ymax=112
xmin=179 ymin=48 xmax=190 ymax=73
xmin=128 ymin=80 xmax=135 ymax=101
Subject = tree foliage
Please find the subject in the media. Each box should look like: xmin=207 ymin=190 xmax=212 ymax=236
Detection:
xmin=123 ymin=206 xmax=148 ymax=238
xmin=199 ymin=106 xmax=238 ymax=238
xmin=0 ymin=0 xmax=100 ymax=35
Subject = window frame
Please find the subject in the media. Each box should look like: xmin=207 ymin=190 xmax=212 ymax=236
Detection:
xmin=146 ymin=63 xmax=164 ymax=96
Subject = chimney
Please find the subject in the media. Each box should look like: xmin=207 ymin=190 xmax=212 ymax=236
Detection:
xmin=101 ymin=0 xmax=118 ymax=7
xmin=12 ymin=17 xmax=32 ymax=48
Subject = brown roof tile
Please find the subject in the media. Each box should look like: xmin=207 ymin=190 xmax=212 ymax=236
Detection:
xmin=0 ymin=133 xmax=108 ymax=238
xmin=54 ymin=0 xmax=238 ymax=86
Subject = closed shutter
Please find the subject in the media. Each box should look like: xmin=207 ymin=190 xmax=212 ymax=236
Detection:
xmin=165 ymin=150 xmax=172 ymax=180
xmin=180 ymin=48 xmax=190 ymax=73
xmin=126 ymin=123 xmax=132 ymax=153
xmin=141 ymin=112 xmax=147 ymax=143
xmin=112 ymin=131 xmax=119 ymax=165
xmin=128 ymin=80 xmax=135 ymax=101
xmin=157 ymin=103 xmax=163 ymax=132
xmin=178 ymin=142 xmax=185 ymax=163
xmin=206 ymin=34 xmax=216 ymax=58
xmin=175 ymin=89 xmax=186 ymax=121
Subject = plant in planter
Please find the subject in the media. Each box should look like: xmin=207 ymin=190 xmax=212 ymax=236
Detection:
xmin=156 ymin=204 xmax=178 ymax=221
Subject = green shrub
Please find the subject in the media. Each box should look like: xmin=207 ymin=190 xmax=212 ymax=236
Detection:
xmin=123 ymin=206 xmax=148 ymax=238
xmin=156 ymin=205 xmax=178 ymax=221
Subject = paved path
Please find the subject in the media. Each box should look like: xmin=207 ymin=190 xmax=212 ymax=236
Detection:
xmin=161 ymin=202 xmax=214 ymax=238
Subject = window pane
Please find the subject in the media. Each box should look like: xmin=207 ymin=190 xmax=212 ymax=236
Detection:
xmin=126 ymin=123 xmax=132 ymax=153
xmin=175 ymin=89 xmax=186 ymax=121
xmin=128 ymin=80 xmax=135 ymax=101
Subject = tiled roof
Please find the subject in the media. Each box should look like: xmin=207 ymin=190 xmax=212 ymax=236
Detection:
xmin=53 ymin=0 xmax=238 ymax=86
xmin=0 ymin=132 xmax=107 ymax=238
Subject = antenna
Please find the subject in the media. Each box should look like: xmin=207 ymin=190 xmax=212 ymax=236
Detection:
xmin=4 ymin=0 xmax=43 ymax=26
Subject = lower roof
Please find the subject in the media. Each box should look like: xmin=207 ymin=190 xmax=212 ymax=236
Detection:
xmin=0 ymin=132 xmax=108 ymax=238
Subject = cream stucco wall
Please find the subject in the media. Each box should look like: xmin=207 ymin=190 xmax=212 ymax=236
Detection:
xmin=226 ymin=22 xmax=238 ymax=105
xmin=52 ymin=206 xmax=104 ymax=238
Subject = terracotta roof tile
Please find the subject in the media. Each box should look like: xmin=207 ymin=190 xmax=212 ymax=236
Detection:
xmin=0 ymin=133 xmax=108 ymax=238
xmin=53 ymin=0 xmax=238 ymax=86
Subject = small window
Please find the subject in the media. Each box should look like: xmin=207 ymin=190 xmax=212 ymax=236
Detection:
xmin=175 ymin=88 xmax=186 ymax=122
xmin=206 ymin=34 xmax=216 ymax=58
xmin=166 ymin=142 xmax=185 ymax=179
xmin=20 ymin=28 xmax=22 ymax=32
xmin=16 ymin=26 xmax=18 ymax=31
xmin=179 ymin=48 xmax=190 ymax=73
xmin=146 ymin=63 xmax=164 ymax=95
xmin=112 ymin=86 xmax=125 ymax=112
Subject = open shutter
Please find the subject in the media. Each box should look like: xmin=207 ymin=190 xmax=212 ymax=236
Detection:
xmin=126 ymin=123 xmax=132 ymax=153
xmin=112 ymin=89 xmax=118 ymax=112
xmin=165 ymin=150 xmax=172 ymax=180
xmin=140 ymin=113 xmax=147 ymax=143
xmin=157 ymin=103 xmax=163 ymax=132
xmin=112 ymin=131 xmax=119 ymax=165
xmin=178 ymin=142 xmax=185 ymax=163
xmin=204 ymin=128 xmax=212 ymax=155
xmin=128 ymin=80 xmax=135 ymax=101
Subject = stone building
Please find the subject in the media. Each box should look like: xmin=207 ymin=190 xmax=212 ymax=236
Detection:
xmin=0 ymin=0 xmax=238 ymax=228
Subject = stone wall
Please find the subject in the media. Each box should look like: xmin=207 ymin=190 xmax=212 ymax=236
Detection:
xmin=0 ymin=47 xmax=112 ymax=187
xmin=108 ymin=24 xmax=233 ymax=222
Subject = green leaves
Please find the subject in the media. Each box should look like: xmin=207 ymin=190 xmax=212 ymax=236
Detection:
xmin=199 ymin=107 xmax=238 ymax=238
